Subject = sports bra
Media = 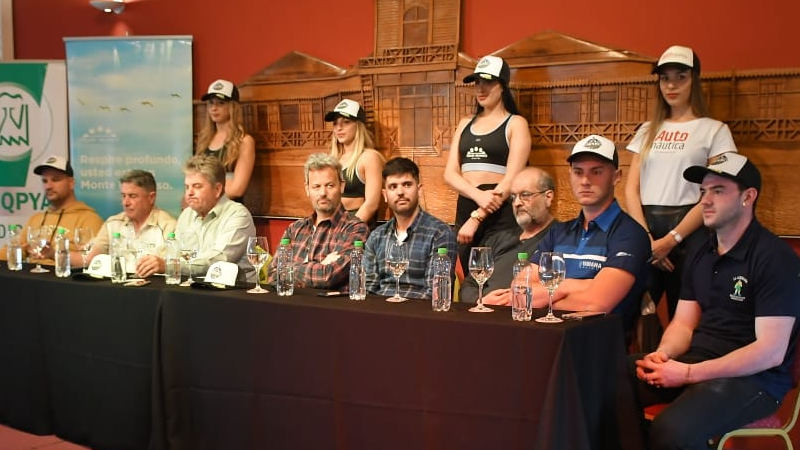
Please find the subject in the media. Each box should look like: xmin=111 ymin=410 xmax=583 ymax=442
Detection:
xmin=458 ymin=114 xmax=512 ymax=174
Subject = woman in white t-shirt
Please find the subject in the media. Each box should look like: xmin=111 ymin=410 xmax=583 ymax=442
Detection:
xmin=625 ymin=45 xmax=737 ymax=319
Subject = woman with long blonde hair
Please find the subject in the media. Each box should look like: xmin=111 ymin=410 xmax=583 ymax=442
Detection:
xmin=625 ymin=45 xmax=737 ymax=319
xmin=325 ymin=99 xmax=384 ymax=225
xmin=195 ymin=79 xmax=255 ymax=202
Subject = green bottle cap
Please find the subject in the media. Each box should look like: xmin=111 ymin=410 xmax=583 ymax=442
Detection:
xmin=281 ymin=238 xmax=291 ymax=245
xmin=167 ymin=232 xmax=176 ymax=239
xmin=354 ymin=240 xmax=363 ymax=248
xmin=437 ymin=247 xmax=448 ymax=255
xmin=517 ymin=252 xmax=528 ymax=261
xmin=57 ymin=227 xmax=67 ymax=235
xmin=113 ymin=232 xmax=121 ymax=238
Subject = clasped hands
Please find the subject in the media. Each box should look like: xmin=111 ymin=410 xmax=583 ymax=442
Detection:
xmin=635 ymin=350 xmax=691 ymax=388
xmin=457 ymin=188 xmax=504 ymax=244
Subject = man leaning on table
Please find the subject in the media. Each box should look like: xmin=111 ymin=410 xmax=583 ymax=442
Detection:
xmin=463 ymin=166 xmax=556 ymax=304
xmin=362 ymin=157 xmax=456 ymax=299
xmin=271 ymin=153 xmax=369 ymax=290
xmin=83 ymin=169 xmax=176 ymax=268
xmin=633 ymin=154 xmax=800 ymax=450
xmin=1 ymin=155 xmax=103 ymax=265
xmin=507 ymin=135 xmax=650 ymax=333
xmin=136 ymin=155 xmax=255 ymax=281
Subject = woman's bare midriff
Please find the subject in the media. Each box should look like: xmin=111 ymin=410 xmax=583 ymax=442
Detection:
xmin=463 ymin=171 xmax=504 ymax=188
xmin=342 ymin=197 xmax=364 ymax=211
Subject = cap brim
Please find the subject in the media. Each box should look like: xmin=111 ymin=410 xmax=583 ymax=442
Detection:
xmin=683 ymin=166 xmax=714 ymax=184
xmin=201 ymin=93 xmax=231 ymax=101
xmin=463 ymin=73 xmax=500 ymax=84
xmin=652 ymin=62 xmax=693 ymax=74
xmin=33 ymin=164 xmax=73 ymax=177
xmin=324 ymin=111 xmax=364 ymax=122
xmin=567 ymin=151 xmax=618 ymax=168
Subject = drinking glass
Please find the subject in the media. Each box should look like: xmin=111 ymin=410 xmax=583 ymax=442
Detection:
xmin=468 ymin=246 xmax=494 ymax=313
xmin=178 ymin=230 xmax=199 ymax=286
xmin=27 ymin=226 xmax=51 ymax=273
xmin=536 ymin=251 xmax=566 ymax=323
xmin=73 ymin=227 xmax=94 ymax=272
xmin=247 ymin=236 xmax=269 ymax=293
xmin=385 ymin=239 xmax=409 ymax=303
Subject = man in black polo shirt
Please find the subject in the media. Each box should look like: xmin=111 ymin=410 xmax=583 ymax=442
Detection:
xmin=634 ymin=153 xmax=800 ymax=450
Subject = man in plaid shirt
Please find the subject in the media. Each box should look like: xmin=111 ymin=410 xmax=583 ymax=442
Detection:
xmin=363 ymin=158 xmax=457 ymax=299
xmin=277 ymin=153 xmax=369 ymax=289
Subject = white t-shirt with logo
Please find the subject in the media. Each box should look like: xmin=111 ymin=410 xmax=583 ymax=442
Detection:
xmin=627 ymin=118 xmax=737 ymax=206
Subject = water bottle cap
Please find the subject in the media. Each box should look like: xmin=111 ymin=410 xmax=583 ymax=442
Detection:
xmin=354 ymin=240 xmax=363 ymax=248
xmin=167 ymin=232 xmax=176 ymax=239
xmin=8 ymin=224 xmax=16 ymax=231
xmin=437 ymin=247 xmax=448 ymax=255
xmin=57 ymin=227 xmax=67 ymax=235
xmin=113 ymin=232 xmax=122 ymax=238
xmin=280 ymin=238 xmax=291 ymax=245
xmin=517 ymin=252 xmax=528 ymax=261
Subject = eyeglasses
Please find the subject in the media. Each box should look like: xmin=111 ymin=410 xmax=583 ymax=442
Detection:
xmin=509 ymin=190 xmax=550 ymax=203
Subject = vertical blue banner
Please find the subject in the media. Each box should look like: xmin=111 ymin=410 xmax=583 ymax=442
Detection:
xmin=64 ymin=36 xmax=192 ymax=219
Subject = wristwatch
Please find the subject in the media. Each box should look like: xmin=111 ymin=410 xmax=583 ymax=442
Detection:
xmin=669 ymin=229 xmax=683 ymax=244
xmin=470 ymin=210 xmax=484 ymax=223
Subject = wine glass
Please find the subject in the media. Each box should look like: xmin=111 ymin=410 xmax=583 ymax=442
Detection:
xmin=246 ymin=236 xmax=269 ymax=294
xmin=385 ymin=239 xmax=409 ymax=303
xmin=178 ymin=230 xmax=199 ymax=286
xmin=468 ymin=247 xmax=494 ymax=313
xmin=536 ymin=251 xmax=566 ymax=323
xmin=73 ymin=227 xmax=94 ymax=272
xmin=27 ymin=226 xmax=51 ymax=273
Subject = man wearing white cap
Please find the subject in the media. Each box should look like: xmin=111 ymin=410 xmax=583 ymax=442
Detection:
xmin=529 ymin=135 xmax=650 ymax=332
xmin=634 ymin=153 xmax=800 ymax=450
xmin=1 ymin=155 xmax=103 ymax=266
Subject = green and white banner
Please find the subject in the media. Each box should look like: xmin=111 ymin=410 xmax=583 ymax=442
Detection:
xmin=0 ymin=61 xmax=68 ymax=239
xmin=64 ymin=36 xmax=193 ymax=219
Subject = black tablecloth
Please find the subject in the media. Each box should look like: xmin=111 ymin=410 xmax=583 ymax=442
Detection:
xmin=0 ymin=266 xmax=160 ymax=449
xmin=152 ymin=287 xmax=644 ymax=450
xmin=0 ymin=266 xmax=644 ymax=450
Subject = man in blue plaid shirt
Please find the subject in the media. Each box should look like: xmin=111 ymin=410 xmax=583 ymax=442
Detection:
xmin=363 ymin=158 xmax=457 ymax=299
xmin=276 ymin=153 xmax=369 ymax=289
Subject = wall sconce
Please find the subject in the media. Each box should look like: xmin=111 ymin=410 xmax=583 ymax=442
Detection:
xmin=90 ymin=0 xmax=125 ymax=14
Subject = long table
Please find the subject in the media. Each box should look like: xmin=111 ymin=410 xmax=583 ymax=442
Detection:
xmin=0 ymin=265 xmax=645 ymax=450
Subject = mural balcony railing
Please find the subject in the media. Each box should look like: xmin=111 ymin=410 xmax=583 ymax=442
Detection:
xmin=728 ymin=118 xmax=800 ymax=142
xmin=254 ymin=130 xmax=331 ymax=150
xmin=359 ymin=44 xmax=458 ymax=67
xmin=530 ymin=122 xmax=642 ymax=145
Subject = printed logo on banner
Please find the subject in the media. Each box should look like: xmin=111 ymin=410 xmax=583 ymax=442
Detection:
xmin=0 ymin=85 xmax=52 ymax=187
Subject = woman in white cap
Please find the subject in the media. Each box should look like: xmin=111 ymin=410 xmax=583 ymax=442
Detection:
xmin=195 ymin=79 xmax=255 ymax=202
xmin=325 ymin=98 xmax=384 ymax=226
xmin=625 ymin=45 xmax=737 ymax=319
xmin=444 ymin=55 xmax=531 ymax=273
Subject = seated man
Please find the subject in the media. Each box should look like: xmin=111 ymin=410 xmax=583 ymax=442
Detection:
xmin=275 ymin=153 xmax=369 ymax=290
xmin=363 ymin=157 xmax=456 ymax=299
xmin=1 ymin=155 xmax=103 ymax=265
xmin=85 ymin=169 xmax=176 ymax=267
xmin=634 ymin=154 xmax=800 ymax=450
xmin=530 ymin=135 xmax=650 ymax=331
xmin=465 ymin=167 xmax=556 ymax=304
xmin=137 ymin=155 xmax=255 ymax=281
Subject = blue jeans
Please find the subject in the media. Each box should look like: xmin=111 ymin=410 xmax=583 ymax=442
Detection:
xmin=630 ymin=355 xmax=780 ymax=450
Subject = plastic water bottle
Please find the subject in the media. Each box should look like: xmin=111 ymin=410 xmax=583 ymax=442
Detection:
xmin=164 ymin=232 xmax=181 ymax=285
xmin=511 ymin=252 xmax=532 ymax=321
xmin=276 ymin=238 xmax=294 ymax=296
xmin=348 ymin=240 xmax=366 ymax=301
xmin=54 ymin=227 xmax=71 ymax=278
xmin=111 ymin=232 xmax=127 ymax=283
xmin=6 ymin=224 xmax=23 ymax=271
xmin=431 ymin=247 xmax=451 ymax=312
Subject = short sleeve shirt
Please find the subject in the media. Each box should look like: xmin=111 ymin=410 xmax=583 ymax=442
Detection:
xmin=681 ymin=219 xmax=800 ymax=400
xmin=533 ymin=200 xmax=651 ymax=330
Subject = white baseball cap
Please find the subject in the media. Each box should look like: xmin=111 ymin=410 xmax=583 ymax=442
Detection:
xmin=324 ymin=99 xmax=366 ymax=122
xmin=34 ymin=155 xmax=74 ymax=177
xmin=463 ymin=55 xmax=510 ymax=84
xmin=201 ymin=79 xmax=240 ymax=101
xmin=653 ymin=45 xmax=701 ymax=74
xmin=683 ymin=152 xmax=761 ymax=191
xmin=568 ymin=135 xmax=618 ymax=168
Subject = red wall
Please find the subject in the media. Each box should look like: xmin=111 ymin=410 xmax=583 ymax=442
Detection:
xmin=14 ymin=0 xmax=799 ymax=98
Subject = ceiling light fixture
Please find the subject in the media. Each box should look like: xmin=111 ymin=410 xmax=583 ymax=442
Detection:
xmin=90 ymin=0 xmax=125 ymax=14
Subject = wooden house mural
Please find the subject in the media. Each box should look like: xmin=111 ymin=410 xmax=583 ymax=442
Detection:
xmin=193 ymin=0 xmax=800 ymax=235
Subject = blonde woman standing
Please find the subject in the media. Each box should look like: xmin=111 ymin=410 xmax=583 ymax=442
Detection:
xmin=195 ymin=79 xmax=255 ymax=202
xmin=325 ymin=99 xmax=384 ymax=226
xmin=625 ymin=46 xmax=737 ymax=318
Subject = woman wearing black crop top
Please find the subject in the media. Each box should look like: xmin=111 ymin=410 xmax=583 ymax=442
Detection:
xmin=445 ymin=56 xmax=531 ymax=275
xmin=325 ymin=99 xmax=384 ymax=224
xmin=195 ymin=79 xmax=255 ymax=202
